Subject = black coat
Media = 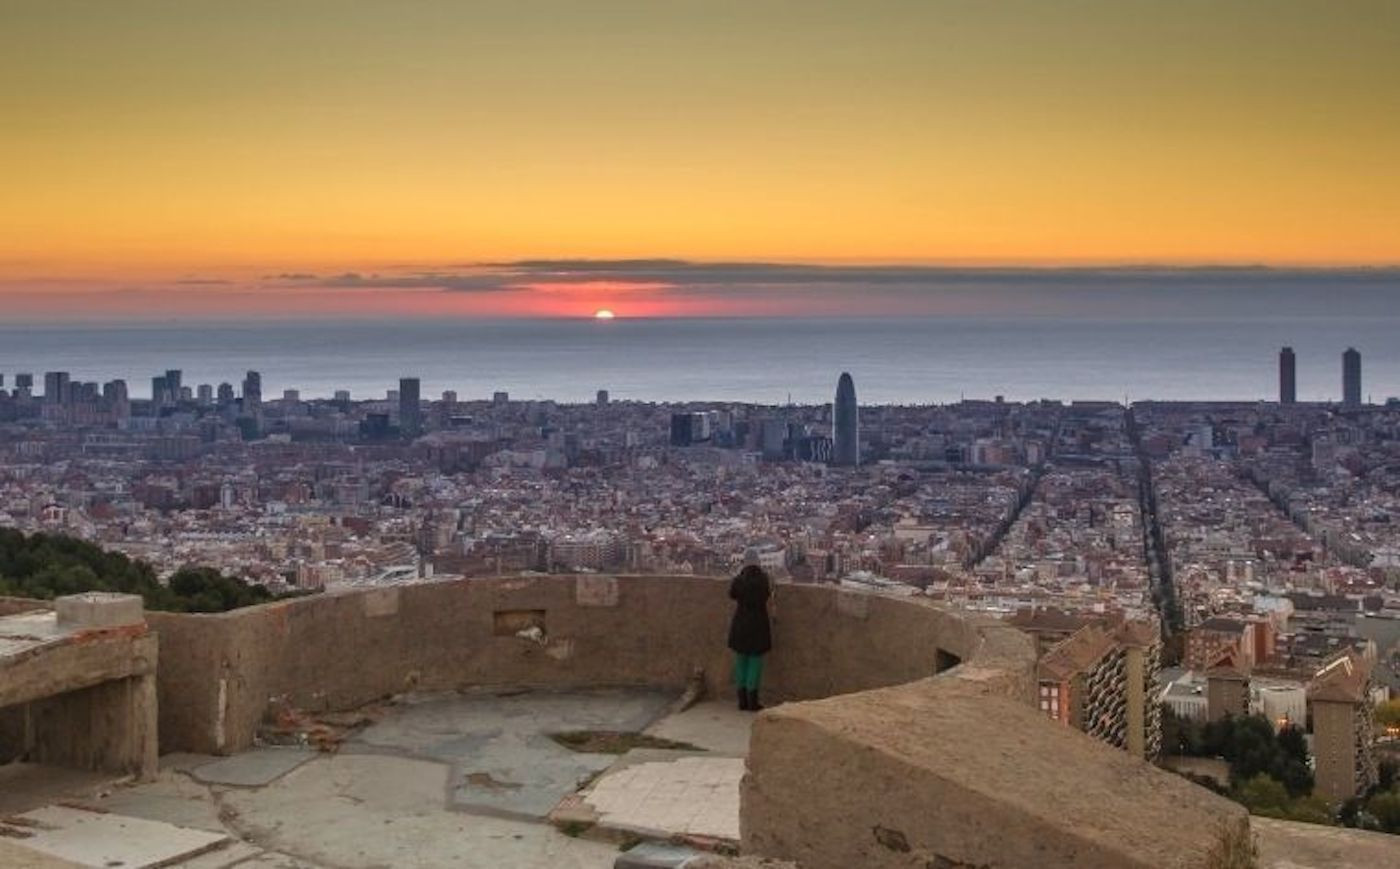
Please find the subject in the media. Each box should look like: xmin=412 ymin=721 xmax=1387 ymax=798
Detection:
xmin=727 ymin=569 xmax=772 ymax=655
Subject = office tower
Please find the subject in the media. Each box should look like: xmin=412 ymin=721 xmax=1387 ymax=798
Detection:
xmin=216 ymin=382 xmax=235 ymax=404
xmin=151 ymin=375 xmax=168 ymax=406
xmin=334 ymin=389 xmax=351 ymax=404
xmin=165 ymin=369 xmax=182 ymax=400
xmin=1279 ymin=346 xmax=1296 ymax=404
xmin=44 ymin=371 xmax=71 ymax=405
xmin=242 ymin=370 xmax=262 ymax=412
xmin=493 ymin=391 xmax=510 ymax=406
xmin=1342 ymin=347 xmax=1361 ymax=406
xmin=399 ymin=377 xmax=422 ymax=437
xmin=0 ymin=374 xmax=4 ymax=389
xmin=596 ymin=389 xmax=609 ymax=407
xmin=832 ymin=372 xmax=859 ymax=466
xmin=442 ymin=390 xmax=457 ymax=404
xmin=15 ymin=372 xmax=33 ymax=392
xmin=283 ymin=389 xmax=300 ymax=403
xmin=197 ymin=384 xmax=213 ymax=405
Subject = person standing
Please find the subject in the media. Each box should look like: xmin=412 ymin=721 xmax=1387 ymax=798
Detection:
xmin=728 ymin=564 xmax=773 ymax=711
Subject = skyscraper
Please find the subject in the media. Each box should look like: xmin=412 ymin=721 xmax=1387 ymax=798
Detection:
xmin=164 ymin=369 xmax=183 ymax=401
xmin=1342 ymin=347 xmax=1362 ymax=407
xmin=242 ymin=371 xmax=262 ymax=413
xmin=43 ymin=371 xmax=70 ymax=405
xmin=832 ymin=372 xmax=859 ymax=466
xmin=399 ymin=377 xmax=422 ymax=438
xmin=1279 ymin=347 xmax=1296 ymax=404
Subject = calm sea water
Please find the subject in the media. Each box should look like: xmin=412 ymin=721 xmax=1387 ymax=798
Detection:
xmin=0 ymin=317 xmax=1397 ymax=405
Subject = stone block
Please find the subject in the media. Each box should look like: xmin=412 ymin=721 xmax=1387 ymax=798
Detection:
xmin=54 ymin=592 xmax=144 ymax=629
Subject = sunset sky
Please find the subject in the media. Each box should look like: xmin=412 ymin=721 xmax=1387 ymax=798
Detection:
xmin=3 ymin=1 xmax=1398 ymax=318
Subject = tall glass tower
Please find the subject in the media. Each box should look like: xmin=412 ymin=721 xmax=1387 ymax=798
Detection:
xmin=833 ymin=372 xmax=859 ymax=466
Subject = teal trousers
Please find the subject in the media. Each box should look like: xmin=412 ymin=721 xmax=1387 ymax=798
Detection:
xmin=733 ymin=653 xmax=765 ymax=691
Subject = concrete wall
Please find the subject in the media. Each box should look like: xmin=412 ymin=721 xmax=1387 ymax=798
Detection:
xmin=148 ymin=576 xmax=981 ymax=754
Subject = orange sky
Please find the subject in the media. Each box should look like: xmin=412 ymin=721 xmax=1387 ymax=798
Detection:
xmin=2 ymin=1 xmax=1398 ymax=317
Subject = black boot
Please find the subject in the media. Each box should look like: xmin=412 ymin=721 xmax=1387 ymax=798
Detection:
xmin=746 ymin=689 xmax=763 ymax=712
xmin=738 ymin=688 xmax=750 ymax=711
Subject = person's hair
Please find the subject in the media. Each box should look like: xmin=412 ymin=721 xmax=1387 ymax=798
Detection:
xmin=737 ymin=564 xmax=769 ymax=584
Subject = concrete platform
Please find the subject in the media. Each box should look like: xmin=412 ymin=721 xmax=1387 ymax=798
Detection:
xmin=4 ymin=688 xmax=754 ymax=869
xmin=2 ymin=804 xmax=229 ymax=868
xmin=347 ymin=687 xmax=673 ymax=818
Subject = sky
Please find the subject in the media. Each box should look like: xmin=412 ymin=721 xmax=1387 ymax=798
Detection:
xmin=3 ymin=1 xmax=1399 ymax=319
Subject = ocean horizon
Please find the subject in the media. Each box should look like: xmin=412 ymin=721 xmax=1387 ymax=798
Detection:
xmin=1 ymin=315 xmax=1397 ymax=406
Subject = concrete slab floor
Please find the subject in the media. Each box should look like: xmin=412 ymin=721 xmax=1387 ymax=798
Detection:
xmin=346 ymin=687 xmax=674 ymax=819
xmin=642 ymin=701 xmax=754 ymax=757
xmin=56 ymin=688 xmax=693 ymax=869
xmin=579 ymin=756 xmax=745 ymax=842
xmin=191 ymin=747 xmax=316 ymax=788
xmin=5 ymin=804 xmax=229 ymax=869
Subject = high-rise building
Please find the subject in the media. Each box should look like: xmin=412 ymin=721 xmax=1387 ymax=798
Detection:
xmin=164 ymin=369 xmax=182 ymax=400
xmin=1342 ymin=347 xmax=1362 ymax=406
xmin=399 ymin=377 xmax=422 ymax=438
xmin=1308 ymin=651 xmax=1377 ymax=804
xmin=242 ymin=371 xmax=262 ymax=412
xmin=216 ymin=382 xmax=235 ymax=405
xmin=832 ymin=372 xmax=859 ymax=466
xmin=1279 ymin=346 xmax=1296 ymax=404
xmin=493 ymin=391 xmax=510 ymax=407
xmin=15 ymin=373 xmax=34 ymax=393
xmin=44 ymin=371 xmax=71 ymax=405
xmin=197 ymin=384 xmax=213 ymax=405
xmin=151 ymin=376 xmax=169 ymax=406
xmin=596 ymin=389 xmax=609 ymax=407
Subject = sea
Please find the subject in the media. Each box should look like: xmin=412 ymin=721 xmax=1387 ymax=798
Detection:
xmin=1 ymin=316 xmax=1397 ymax=406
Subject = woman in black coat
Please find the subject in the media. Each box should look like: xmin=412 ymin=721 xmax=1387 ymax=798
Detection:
xmin=728 ymin=564 xmax=773 ymax=711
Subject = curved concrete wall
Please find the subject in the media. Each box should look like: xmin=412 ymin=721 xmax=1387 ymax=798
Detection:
xmin=148 ymin=575 xmax=999 ymax=755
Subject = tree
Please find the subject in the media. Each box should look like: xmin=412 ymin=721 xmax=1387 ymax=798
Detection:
xmin=1377 ymin=699 xmax=1400 ymax=733
xmin=1368 ymin=790 xmax=1400 ymax=834
xmin=0 ymin=529 xmax=288 ymax=613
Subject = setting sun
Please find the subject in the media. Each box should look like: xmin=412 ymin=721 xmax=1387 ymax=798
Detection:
xmin=594 ymin=309 xmax=616 ymax=320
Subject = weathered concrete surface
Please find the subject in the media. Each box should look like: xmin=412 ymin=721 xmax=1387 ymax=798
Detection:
xmin=581 ymin=755 xmax=744 ymax=841
xmin=348 ymin=688 xmax=672 ymax=818
xmin=1255 ymin=816 xmax=1400 ymax=868
xmin=4 ymin=805 xmax=228 ymax=868
xmin=643 ymin=700 xmax=752 ymax=756
xmin=0 ymin=606 xmax=158 ymax=780
xmin=147 ymin=577 xmax=987 ymax=756
xmin=216 ymin=752 xmax=618 ymax=868
xmin=0 ymin=841 xmax=80 ymax=869
xmin=742 ymin=677 xmax=1248 ymax=869
xmin=54 ymin=592 xmax=144 ymax=630
xmin=190 ymin=747 xmax=315 ymax=788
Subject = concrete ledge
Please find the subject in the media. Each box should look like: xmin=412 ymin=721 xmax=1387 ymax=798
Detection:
xmin=55 ymin=593 xmax=145 ymax=630
xmin=743 ymin=677 xmax=1247 ymax=869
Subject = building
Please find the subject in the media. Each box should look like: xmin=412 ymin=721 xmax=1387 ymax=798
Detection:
xmin=832 ymin=372 xmax=859 ymax=466
xmin=44 ymin=371 xmax=70 ymax=405
xmin=1037 ymin=624 xmax=1128 ymax=749
xmin=596 ymin=389 xmax=609 ymax=407
xmin=242 ymin=370 xmax=262 ymax=412
xmin=1184 ymin=617 xmax=1256 ymax=673
xmin=1279 ymin=346 xmax=1296 ymax=404
xmin=1342 ymin=347 xmax=1361 ymax=407
xmin=399 ymin=377 xmax=422 ymax=438
xmin=1018 ymin=609 xmax=1162 ymax=759
xmin=1308 ymin=650 xmax=1378 ymax=804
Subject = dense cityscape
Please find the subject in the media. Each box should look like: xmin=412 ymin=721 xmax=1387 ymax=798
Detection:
xmin=2 ymin=347 xmax=1398 ymax=817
